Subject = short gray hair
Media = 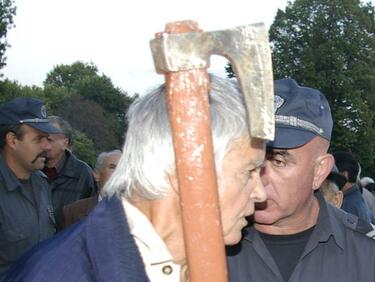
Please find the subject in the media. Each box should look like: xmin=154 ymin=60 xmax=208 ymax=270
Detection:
xmin=48 ymin=115 xmax=73 ymax=146
xmin=105 ymin=75 xmax=249 ymax=200
xmin=95 ymin=149 xmax=122 ymax=171
xmin=321 ymin=179 xmax=340 ymax=197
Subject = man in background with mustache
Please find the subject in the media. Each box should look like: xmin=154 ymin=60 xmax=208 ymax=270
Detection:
xmin=0 ymin=97 xmax=60 ymax=275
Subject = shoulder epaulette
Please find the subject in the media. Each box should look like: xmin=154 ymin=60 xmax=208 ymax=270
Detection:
xmin=333 ymin=206 xmax=375 ymax=240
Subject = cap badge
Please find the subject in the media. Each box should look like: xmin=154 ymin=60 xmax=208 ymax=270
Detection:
xmin=41 ymin=105 xmax=47 ymax=118
xmin=274 ymin=95 xmax=285 ymax=113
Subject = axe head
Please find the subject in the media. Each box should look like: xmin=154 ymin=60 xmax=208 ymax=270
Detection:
xmin=150 ymin=22 xmax=274 ymax=141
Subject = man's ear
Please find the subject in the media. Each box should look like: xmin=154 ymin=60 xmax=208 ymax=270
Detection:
xmin=5 ymin=131 xmax=17 ymax=149
xmin=93 ymin=170 xmax=100 ymax=183
xmin=313 ymin=154 xmax=334 ymax=191
xmin=333 ymin=191 xmax=344 ymax=208
xmin=62 ymin=137 xmax=69 ymax=149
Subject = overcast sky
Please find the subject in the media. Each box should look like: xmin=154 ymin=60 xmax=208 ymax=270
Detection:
xmin=3 ymin=0 xmax=370 ymax=95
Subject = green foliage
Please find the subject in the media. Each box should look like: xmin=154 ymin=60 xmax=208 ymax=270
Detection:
xmin=0 ymin=0 xmax=15 ymax=71
xmin=0 ymin=61 xmax=133 ymax=165
xmin=53 ymin=94 xmax=120 ymax=152
xmin=0 ymin=79 xmax=44 ymax=103
xmin=44 ymin=61 xmax=135 ymax=145
xmin=71 ymin=130 xmax=96 ymax=168
xmin=270 ymin=0 xmax=375 ymax=176
xmin=40 ymin=84 xmax=73 ymax=113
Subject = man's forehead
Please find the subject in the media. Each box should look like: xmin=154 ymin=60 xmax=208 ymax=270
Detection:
xmin=266 ymin=147 xmax=292 ymax=155
xmin=48 ymin=132 xmax=66 ymax=140
xmin=22 ymin=124 xmax=48 ymax=136
xmin=103 ymin=154 xmax=121 ymax=165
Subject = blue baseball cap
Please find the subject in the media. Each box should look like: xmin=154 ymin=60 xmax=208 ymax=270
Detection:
xmin=0 ymin=97 xmax=61 ymax=134
xmin=268 ymin=78 xmax=332 ymax=149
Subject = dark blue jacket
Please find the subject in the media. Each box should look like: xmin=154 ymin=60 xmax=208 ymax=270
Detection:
xmin=0 ymin=155 xmax=55 ymax=275
xmin=342 ymin=184 xmax=372 ymax=223
xmin=0 ymin=196 xmax=149 ymax=282
xmin=227 ymin=192 xmax=375 ymax=282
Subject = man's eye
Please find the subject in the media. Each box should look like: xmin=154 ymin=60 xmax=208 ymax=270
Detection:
xmin=272 ymin=158 xmax=285 ymax=167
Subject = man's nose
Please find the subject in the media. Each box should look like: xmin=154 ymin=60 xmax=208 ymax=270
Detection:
xmin=260 ymin=163 xmax=269 ymax=187
xmin=252 ymin=174 xmax=267 ymax=203
xmin=42 ymin=138 xmax=52 ymax=151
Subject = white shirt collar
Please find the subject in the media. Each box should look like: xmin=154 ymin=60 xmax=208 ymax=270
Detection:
xmin=122 ymin=199 xmax=181 ymax=281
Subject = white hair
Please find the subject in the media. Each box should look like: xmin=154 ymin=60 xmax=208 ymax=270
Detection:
xmin=360 ymin=176 xmax=374 ymax=187
xmin=95 ymin=149 xmax=122 ymax=171
xmin=105 ymin=75 xmax=249 ymax=200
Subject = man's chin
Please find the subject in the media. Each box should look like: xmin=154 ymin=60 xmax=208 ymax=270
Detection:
xmin=34 ymin=161 xmax=46 ymax=170
xmin=224 ymin=233 xmax=242 ymax=246
xmin=253 ymin=209 xmax=276 ymax=225
xmin=45 ymin=160 xmax=55 ymax=168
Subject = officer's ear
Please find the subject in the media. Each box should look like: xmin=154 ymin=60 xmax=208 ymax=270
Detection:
xmin=313 ymin=154 xmax=334 ymax=191
xmin=5 ymin=131 xmax=18 ymax=149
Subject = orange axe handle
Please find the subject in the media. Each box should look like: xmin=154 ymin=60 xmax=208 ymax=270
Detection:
xmin=159 ymin=21 xmax=228 ymax=282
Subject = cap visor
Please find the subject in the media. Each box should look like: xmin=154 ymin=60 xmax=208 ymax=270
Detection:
xmin=267 ymin=127 xmax=316 ymax=149
xmin=28 ymin=122 xmax=61 ymax=134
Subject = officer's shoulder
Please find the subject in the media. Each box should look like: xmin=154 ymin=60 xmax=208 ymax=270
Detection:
xmin=331 ymin=205 xmax=375 ymax=240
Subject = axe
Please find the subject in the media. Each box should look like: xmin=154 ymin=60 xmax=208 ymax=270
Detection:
xmin=150 ymin=20 xmax=274 ymax=282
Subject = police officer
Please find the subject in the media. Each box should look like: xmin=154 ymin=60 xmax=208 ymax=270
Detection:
xmin=227 ymin=79 xmax=375 ymax=282
xmin=0 ymin=97 xmax=59 ymax=274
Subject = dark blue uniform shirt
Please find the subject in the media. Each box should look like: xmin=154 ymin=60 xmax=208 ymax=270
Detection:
xmin=227 ymin=192 xmax=375 ymax=282
xmin=0 ymin=155 xmax=55 ymax=274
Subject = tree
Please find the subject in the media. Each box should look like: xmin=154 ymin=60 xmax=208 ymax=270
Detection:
xmin=0 ymin=79 xmax=44 ymax=104
xmin=44 ymin=61 xmax=135 ymax=145
xmin=0 ymin=0 xmax=15 ymax=72
xmin=268 ymin=0 xmax=375 ymax=176
xmin=71 ymin=129 xmax=96 ymax=168
xmin=53 ymin=94 xmax=121 ymax=152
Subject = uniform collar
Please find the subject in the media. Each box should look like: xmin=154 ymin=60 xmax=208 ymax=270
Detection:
xmin=343 ymin=183 xmax=360 ymax=196
xmin=307 ymin=191 xmax=344 ymax=250
xmin=0 ymin=153 xmax=25 ymax=191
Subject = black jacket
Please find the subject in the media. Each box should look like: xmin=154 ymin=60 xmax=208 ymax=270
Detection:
xmin=48 ymin=150 xmax=95 ymax=213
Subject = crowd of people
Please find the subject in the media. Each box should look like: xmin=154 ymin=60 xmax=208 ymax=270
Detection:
xmin=0 ymin=75 xmax=374 ymax=281
xmin=0 ymin=97 xmax=122 ymax=277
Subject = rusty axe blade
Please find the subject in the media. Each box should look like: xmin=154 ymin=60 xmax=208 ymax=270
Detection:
xmin=150 ymin=23 xmax=275 ymax=141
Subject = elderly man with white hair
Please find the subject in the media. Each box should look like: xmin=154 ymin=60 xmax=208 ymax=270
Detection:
xmin=1 ymin=75 xmax=268 ymax=282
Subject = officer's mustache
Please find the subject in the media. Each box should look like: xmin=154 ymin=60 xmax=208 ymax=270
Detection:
xmin=31 ymin=151 xmax=48 ymax=164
